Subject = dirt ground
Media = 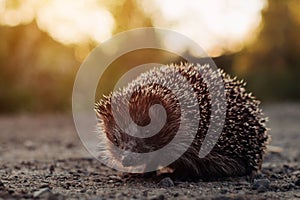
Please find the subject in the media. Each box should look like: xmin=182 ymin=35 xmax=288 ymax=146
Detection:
xmin=0 ymin=103 xmax=299 ymax=199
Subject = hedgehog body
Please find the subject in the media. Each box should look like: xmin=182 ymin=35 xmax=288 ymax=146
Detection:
xmin=95 ymin=63 xmax=269 ymax=180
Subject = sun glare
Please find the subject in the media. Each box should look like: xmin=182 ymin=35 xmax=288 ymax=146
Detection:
xmin=0 ymin=0 xmax=266 ymax=55
xmin=0 ymin=0 xmax=41 ymax=26
xmin=139 ymin=0 xmax=267 ymax=56
xmin=36 ymin=0 xmax=114 ymax=45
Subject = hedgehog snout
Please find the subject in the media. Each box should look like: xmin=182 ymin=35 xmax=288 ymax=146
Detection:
xmin=121 ymin=150 xmax=143 ymax=167
xmin=121 ymin=152 xmax=134 ymax=167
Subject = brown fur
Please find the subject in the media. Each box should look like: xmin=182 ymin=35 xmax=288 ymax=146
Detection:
xmin=95 ymin=63 xmax=269 ymax=180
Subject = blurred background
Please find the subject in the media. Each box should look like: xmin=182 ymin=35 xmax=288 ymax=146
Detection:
xmin=1 ymin=0 xmax=300 ymax=113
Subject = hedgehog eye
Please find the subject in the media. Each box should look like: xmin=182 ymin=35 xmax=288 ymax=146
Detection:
xmin=112 ymin=135 xmax=119 ymax=146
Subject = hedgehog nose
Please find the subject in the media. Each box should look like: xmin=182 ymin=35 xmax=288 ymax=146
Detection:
xmin=122 ymin=154 xmax=134 ymax=167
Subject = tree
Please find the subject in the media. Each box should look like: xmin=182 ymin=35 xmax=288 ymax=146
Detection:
xmin=233 ymin=0 xmax=300 ymax=73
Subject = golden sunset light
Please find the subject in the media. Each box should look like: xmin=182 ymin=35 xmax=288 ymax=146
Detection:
xmin=0 ymin=0 xmax=266 ymax=54
xmin=140 ymin=0 xmax=267 ymax=56
xmin=0 ymin=0 xmax=39 ymax=26
xmin=1 ymin=1 xmax=300 ymax=198
xmin=36 ymin=0 xmax=115 ymax=44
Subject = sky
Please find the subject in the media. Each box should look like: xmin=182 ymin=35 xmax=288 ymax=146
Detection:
xmin=0 ymin=0 xmax=267 ymax=56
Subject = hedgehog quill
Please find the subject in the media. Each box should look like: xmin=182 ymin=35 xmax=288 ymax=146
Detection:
xmin=95 ymin=63 xmax=269 ymax=180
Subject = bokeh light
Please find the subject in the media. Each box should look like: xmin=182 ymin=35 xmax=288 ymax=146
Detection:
xmin=139 ymin=0 xmax=267 ymax=56
xmin=36 ymin=0 xmax=115 ymax=44
xmin=0 ymin=0 xmax=41 ymax=26
xmin=1 ymin=0 xmax=300 ymax=112
xmin=0 ymin=0 xmax=266 ymax=54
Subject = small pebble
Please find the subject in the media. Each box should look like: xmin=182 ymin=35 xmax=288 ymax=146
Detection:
xmin=252 ymin=178 xmax=271 ymax=193
xmin=0 ymin=180 xmax=4 ymax=187
xmin=116 ymin=192 xmax=125 ymax=199
xmin=292 ymin=170 xmax=300 ymax=176
xmin=142 ymin=190 xmax=148 ymax=197
xmin=33 ymin=188 xmax=52 ymax=198
xmin=39 ymin=184 xmax=49 ymax=189
xmin=157 ymin=177 xmax=174 ymax=187
xmin=80 ymin=189 xmax=86 ymax=193
xmin=270 ymin=174 xmax=278 ymax=179
xmin=109 ymin=175 xmax=122 ymax=181
xmin=254 ymin=173 xmax=266 ymax=179
xmin=24 ymin=140 xmax=36 ymax=150
xmin=8 ymin=189 xmax=14 ymax=194
xmin=295 ymin=178 xmax=300 ymax=186
xmin=212 ymin=195 xmax=236 ymax=200
xmin=173 ymin=192 xmax=179 ymax=197
xmin=66 ymin=142 xmax=75 ymax=149
xmin=49 ymin=165 xmax=55 ymax=174
xmin=220 ymin=189 xmax=228 ymax=194
xmin=150 ymin=194 xmax=165 ymax=200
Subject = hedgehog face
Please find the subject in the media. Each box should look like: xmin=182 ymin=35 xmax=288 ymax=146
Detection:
xmin=96 ymin=91 xmax=179 ymax=168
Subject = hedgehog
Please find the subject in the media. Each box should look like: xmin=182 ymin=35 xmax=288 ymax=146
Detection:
xmin=95 ymin=63 xmax=269 ymax=180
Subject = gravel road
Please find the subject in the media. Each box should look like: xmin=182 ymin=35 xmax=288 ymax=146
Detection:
xmin=0 ymin=103 xmax=299 ymax=199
